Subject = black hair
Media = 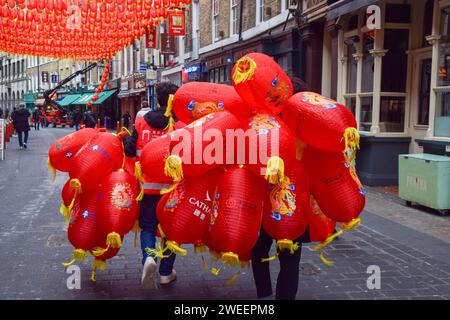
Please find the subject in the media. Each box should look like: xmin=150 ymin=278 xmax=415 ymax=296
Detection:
xmin=289 ymin=75 xmax=310 ymax=94
xmin=156 ymin=82 xmax=179 ymax=109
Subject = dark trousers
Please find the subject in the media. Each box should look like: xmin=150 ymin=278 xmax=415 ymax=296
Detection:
xmin=139 ymin=194 xmax=176 ymax=276
xmin=251 ymin=228 xmax=303 ymax=300
xmin=17 ymin=130 xmax=29 ymax=147
xmin=34 ymin=121 xmax=40 ymax=130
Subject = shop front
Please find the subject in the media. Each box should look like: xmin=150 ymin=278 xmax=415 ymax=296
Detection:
xmin=318 ymin=0 xmax=449 ymax=186
xmin=118 ymin=77 xmax=135 ymax=121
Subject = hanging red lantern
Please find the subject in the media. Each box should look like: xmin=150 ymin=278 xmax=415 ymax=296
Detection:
xmin=301 ymin=146 xmax=365 ymax=223
xmin=262 ymin=161 xmax=309 ymax=252
xmin=172 ymin=82 xmax=251 ymax=125
xmin=232 ymin=53 xmax=293 ymax=115
xmin=157 ymin=169 xmax=221 ymax=254
xmin=89 ymin=232 xmax=121 ymax=281
xmin=96 ymin=169 xmax=140 ymax=249
xmin=69 ymin=132 xmax=124 ymax=191
xmin=206 ymin=166 xmax=265 ymax=266
xmin=48 ymin=127 xmax=98 ymax=173
xmin=307 ymin=196 xmax=336 ymax=243
xmin=244 ymin=114 xmax=296 ymax=184
xmin=66 ymin=191 xmax=101 ymax=264
xmin=138 ymin=133 xmax=174 ymax=184
xmin=282 ymin=92 xmax=359 ymax=153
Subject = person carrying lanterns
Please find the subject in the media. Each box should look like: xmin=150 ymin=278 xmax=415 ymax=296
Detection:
xmin=123 ymin=82 xmax=180 ymax=289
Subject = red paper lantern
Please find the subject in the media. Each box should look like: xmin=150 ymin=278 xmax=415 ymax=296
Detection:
xmin=206 ymin=166 xmax=265 ymax=265
xmin=97 ymin=169 xmax=140 ymax=248
xmin=69 ymin=132 xmax=124 ymax=190
xmin=67 ymin=191 xmax=101 ymax=263
xmin=157 ymin=169 xmax=221 ymax=253
xmin=60 ymin=178 xmax=81 ymax=220
xmin=262 ymin=161 xmax=309 ymax=252
xmin=301 ymin=146 xmax=365 ymax=223
xmin=232 ymin=53 xmax=293 ymax=115
xmin=245 ymin=114 xmax=296 ymax=183
xmin=172 ymin=82 xmax=251 ymax=125
xmin=307 ymin=196 xmax=336 ymax=243
xmin=138 ymin=134 xmax=173 ymax=184
xmin=282 ymin=92 xmax=359 ymax=153
xmin=48 ymin=128 xmax=98 ymax=172
xmin=167 ymin=111 xmax=244 ymax=180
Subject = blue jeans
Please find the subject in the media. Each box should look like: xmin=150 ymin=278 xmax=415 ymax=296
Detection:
xmin=139 ymin=194 xmax=176 ymax=276
xmin=18 ymin=130 xmax=28 ymax=147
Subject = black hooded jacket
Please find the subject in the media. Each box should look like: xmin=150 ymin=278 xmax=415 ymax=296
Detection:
xmin=123 ymin=109 xmax=169 ymax=157
xmin=13 ymin=108 xmax=31 ymax=132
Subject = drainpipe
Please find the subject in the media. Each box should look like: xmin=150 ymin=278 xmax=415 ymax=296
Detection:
xmin=238 ymin=0 xmax=244 ymax=42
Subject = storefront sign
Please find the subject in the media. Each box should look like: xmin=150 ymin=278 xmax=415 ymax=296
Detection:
xmin=41 ymin=71 xmax=49 ymax=83
xmin=134 ymin=73 xmax=146 ymax=89
xmin=168 ymin=10 xmax=186 ymax=36
xmin=120 ymin=79 xmax=129 ymax=91
xmin=146 ymin=27 xmax=157 ymax=49
xmin=160 ymin=34 xmax=176 ymax=54
xmin=146 ymin=69 xmax=158 ymax=80
xmin=208 ymin=57 xmax=224 ymax=69
xmin=234 ymin=46 xmax=259 ymax=60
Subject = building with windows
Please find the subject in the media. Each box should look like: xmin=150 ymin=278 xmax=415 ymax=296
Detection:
xmin=299 ymin=0 xmax=449 ymax=186
xmin=160 ymin=0 xmax=305 ymax=86
xmin=0 ymin=54 xmax=28 ymax=115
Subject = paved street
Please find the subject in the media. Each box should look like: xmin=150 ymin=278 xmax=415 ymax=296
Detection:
xmin=0 ymin=128 xmax=449 ymax=300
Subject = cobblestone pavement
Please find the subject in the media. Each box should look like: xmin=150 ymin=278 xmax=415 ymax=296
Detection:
xmin=0 ymin=128 xmax=449 ymax=300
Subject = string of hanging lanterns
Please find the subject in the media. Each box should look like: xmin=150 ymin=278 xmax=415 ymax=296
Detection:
xmin=0 ymin=0 xmax=191 ymax=60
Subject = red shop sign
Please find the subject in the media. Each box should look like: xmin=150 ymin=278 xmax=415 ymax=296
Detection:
xmin=168 ymin=10 xmax=186 ymax=36
xmin=146 ymin=27 xmax=157 ymax=49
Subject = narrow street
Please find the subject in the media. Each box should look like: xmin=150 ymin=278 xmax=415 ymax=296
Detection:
xmin=0 ymin=127 xmax=449 ymax=300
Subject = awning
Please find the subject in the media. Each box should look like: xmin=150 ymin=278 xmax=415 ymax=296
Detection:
xmin=118 ymin=91 xmax=130 ymax=98
xmin=73 ymin=90 xmax=117 ymax=105
xmin=23 ymin=93 xmax=35 ymax=104
xmin=58 ymin=94 xmax=81 ymax=106
xmin=327 ymin=0 xmax=379 ymax=21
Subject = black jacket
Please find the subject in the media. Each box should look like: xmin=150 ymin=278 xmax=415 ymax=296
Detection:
xmin=13 ymin=108 xmax=31 ymax=132
xmin=123 ymin=109 xmax=170 ymax=157
xmin=84 ymin=111 xmax=96 ymax=128
xmin=72 ymin=111 xmax=82 ymax=124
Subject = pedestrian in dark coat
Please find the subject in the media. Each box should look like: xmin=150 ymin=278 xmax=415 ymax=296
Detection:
xmin=122 ymin=111 xmax=131 ymax=130
xmin=83 ymin=109 xmax=96 ymax=128
xmin=72 ymin=109 xmax=82 ymax=131
xmin=13 ymin=104 xmax=31 ymax=149
xmin=32 ymin=107 xmax=40 ymax=130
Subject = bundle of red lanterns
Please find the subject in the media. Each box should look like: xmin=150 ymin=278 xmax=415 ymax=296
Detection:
xmin=49 ymin=126 xmax=141 ymax=281
xmin=49 ymin=52 xmax=365 ymax=284
xmin=135 ymin=52 xmax=365 ymax=282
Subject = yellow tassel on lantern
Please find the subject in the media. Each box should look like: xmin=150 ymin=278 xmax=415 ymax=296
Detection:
xmin=164 ymin=155 xmax=184 ymax=182
xmin=232 ymin=56 xmax=257 ymax=84
xmin=222 ymin=252 xmax=240 ymax=267
xmin=276 ymin=239 xmax=300 ymax=254
xmin=265 ymin=156 xmax=286 ymax=185
xmin=164 ymin=94 xmax=175 ymax=132
xmin=59 ymin=203 xmax=69 ymax=221
xmin=342 ymin=127 xmax=360 ymax=152
xmin=47 ymin=157 xmax=57 ymax=182
xmin=106 ymin=232 xmax=122 ymax=249
xmin=166 ymin=240 xmax=187 ymax=255
xmin=69 ymin=178 xmax=83 ymax=194
xmin=63 ymin=248 xmax=87 ymax=267
xmin=134 ymin=161 xmax=145 ymax=201
xmin=90 ymin=259 xmax=107 ymax=282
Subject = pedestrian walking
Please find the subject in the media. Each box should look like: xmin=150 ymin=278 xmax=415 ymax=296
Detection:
xmin=72 ymin=109 xmax=82 ymax=131
xmin=123 ymin=82 xmax=179 ymax=289
xmin=32 ymin=107 xmax=40 ymax=130
xmin=83 ymin=108 xmax=96 ymax=128
xmin=11 ymin=107 xmax=17 ymax=136
xmin=0 ymin=108 xmax=3 ymax=119
xmin=250 ymin=76 xmax=310 ymax=300
xmin=122 ymin=111 xmax=131 ymax=130
xmin=12 ymin=104 xmax=31 ymax=149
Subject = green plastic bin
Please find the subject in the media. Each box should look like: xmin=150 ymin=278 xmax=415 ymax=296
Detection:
xmin=399 ymin=154 xmax=450 ymax=213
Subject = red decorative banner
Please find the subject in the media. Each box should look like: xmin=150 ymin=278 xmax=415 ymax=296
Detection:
xmin=146 ymin=27 xmax=157 ymax=49
xmin=168 ymin=10 xmax=186 ymax=36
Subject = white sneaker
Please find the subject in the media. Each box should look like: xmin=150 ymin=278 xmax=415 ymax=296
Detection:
xmin=141 ymin=257 xmax=157 ymax=289
xmin=159 ymin=270 xmax=177 ymax=285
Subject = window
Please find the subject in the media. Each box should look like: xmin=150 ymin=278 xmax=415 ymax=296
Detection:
xmin=418 ymin=59 xmax=431 ymax=125
xmin=346 ymin=43 xmax=357 ymax=94
xmin=434 ymin=6 xmax=450 ymax=137
xmin=348 ymin=15 xmax=358 ymax=31
xmin=231 ymin=0 xmax=239 ymax=35
xmin=213 ymin=0 xmax=219 ymax=40
xmin=257 ymin=0 xmax=265 ymax=23
xmin=381 ymin=29 xmax=409 ymax=93
xmin=385 ymin=4 xmax=411 ymax=24
xmin=422 ymin=0 xmax=434 ymax=47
